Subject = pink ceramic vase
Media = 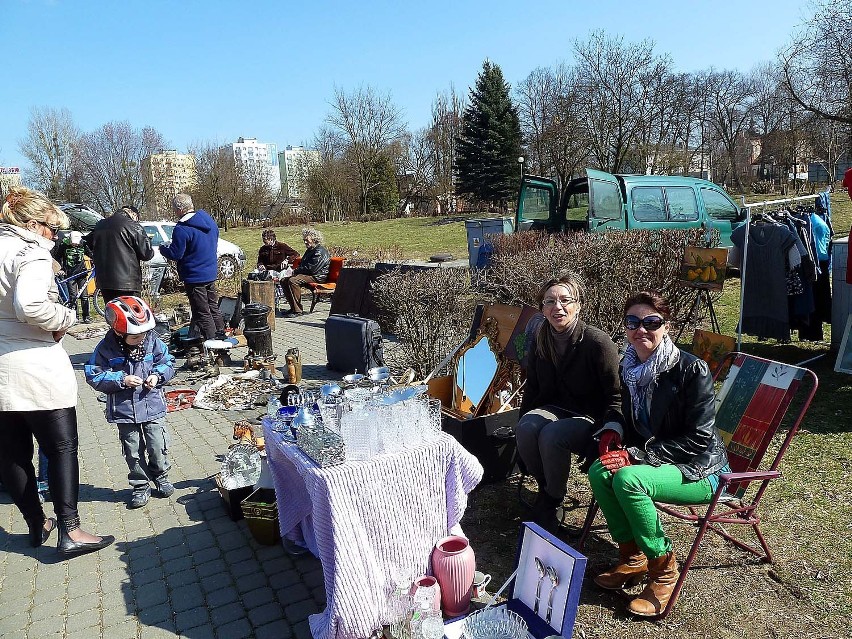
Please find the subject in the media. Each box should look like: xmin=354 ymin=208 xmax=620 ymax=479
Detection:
xmin=409 ymin=575 xmax=442 ymax=612
xmin=431 ymin=535 xmax=475 ymax=616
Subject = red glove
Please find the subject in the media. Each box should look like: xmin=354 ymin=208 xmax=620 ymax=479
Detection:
xmin=600 ymin=449 xmax=631 ymax=473
xmin=598 ymin=430 xmax=622 ymax=456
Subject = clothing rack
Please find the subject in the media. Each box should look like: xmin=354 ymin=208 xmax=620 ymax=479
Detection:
xmin=737 ymin=190 xmax=830 ymax=350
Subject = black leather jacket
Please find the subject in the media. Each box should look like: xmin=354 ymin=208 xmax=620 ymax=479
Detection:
xmin=295 ymin=244 xmax=330 ymax=282
xmin=84 ymin=213 xmax=154 ymax=291
xmin=622 ymin=350 xmax=728 ymax=481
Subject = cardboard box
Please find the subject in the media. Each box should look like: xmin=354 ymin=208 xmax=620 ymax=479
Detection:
xmin=444 ymin=522 xmax=586 ymax=638
xmin=428 ymin=375 xmax=519 ymax=483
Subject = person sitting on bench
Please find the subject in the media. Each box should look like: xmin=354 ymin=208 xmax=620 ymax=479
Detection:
xmin=256 ymin=229 xmax=299 ymax=273
xmin=281 ymin=227 xmax=330 ymax=317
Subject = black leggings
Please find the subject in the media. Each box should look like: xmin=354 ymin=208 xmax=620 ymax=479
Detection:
xmin=0 ymin=407 xmax=80 ymax=525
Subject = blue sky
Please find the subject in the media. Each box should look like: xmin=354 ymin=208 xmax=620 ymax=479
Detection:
xmin=1 ymin=0 xmax=809 ymax=177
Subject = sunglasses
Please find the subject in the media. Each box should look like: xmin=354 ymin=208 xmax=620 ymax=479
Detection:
xmin=36 ymin=220 xmax=62 ymax=233
xmin=624 ymin=314 xmax=665 ymax=331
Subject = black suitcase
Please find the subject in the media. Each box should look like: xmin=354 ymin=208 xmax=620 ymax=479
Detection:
xmin=325 ymin=314 xmax=385 ymax=374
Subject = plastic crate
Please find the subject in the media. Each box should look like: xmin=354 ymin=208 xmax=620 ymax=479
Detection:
xmin=241 ymin=488 xmax=280 ymax=546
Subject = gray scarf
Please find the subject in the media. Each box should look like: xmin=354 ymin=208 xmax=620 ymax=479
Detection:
xmin=622 ymin=334 xmax=679 ymax=422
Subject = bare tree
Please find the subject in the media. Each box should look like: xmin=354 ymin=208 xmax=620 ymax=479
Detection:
xmin=572 ymin=31 xmax=662 ymax=173
xmin=781 ymin=2 xmax=852 ymax=125
xmin=18 ymin=107 xmax=81 ymax=201
xmin=802 ymin=114 xmax=850 ymax=183
xmin=303 ymin=127 xmax=355 ymax=221
xmin=429 ymin=86 xmax=464 ymax=210
xmin=516 ymin=64 xmax=589 ymax=188
xmin=326 ymin=85 xmax=407 ymax=216
xmin=189 ymin=141 xmax=240 ymax=230
xmin=395 ymin=129 xmax=434 ymax=215
xmin=705 ymin=70 xmax=756 ymax=192
xmin=75 ymin=121 xmax=166 ymax=213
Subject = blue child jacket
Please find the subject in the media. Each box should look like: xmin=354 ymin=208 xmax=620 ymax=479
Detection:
xmin=85 ymin=331 xmax=176 ymax=424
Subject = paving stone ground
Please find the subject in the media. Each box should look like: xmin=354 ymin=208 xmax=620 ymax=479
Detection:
xmin=0 ymin=302 xmax=341 ymax=639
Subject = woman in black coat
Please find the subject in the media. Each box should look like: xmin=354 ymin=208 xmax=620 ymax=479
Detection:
xmin=589 ymin=290 xmax=729 ymax=617
xmin=516 ymin=273 xmax=622 ymax=530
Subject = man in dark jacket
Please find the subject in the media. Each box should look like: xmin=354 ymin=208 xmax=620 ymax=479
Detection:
xmin=281 ymin=227 xmax=330 ymax=317
xmin=85 ymin=205 xmax=154 ymax=303
xmin=256 ymin=229 xmax=300 ymax=271
xmin=159 ymin=194 xmax=225 ymax=339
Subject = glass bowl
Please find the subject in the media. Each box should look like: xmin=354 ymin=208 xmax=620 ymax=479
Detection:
xmin=463 ymin=607 xmax=528 ymax=639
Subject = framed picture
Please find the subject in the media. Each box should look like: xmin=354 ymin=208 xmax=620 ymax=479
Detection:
xmin=835 ymin=315 xmax=852 ymax=375
xmin=692 ymin=329 xmax=736 ymax=373
xmin=679 ymin=247 xmax=728 ymax=291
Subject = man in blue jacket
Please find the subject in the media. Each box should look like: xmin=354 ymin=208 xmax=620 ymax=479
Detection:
xmin=160 ymin=194 xmax=225 ymax=339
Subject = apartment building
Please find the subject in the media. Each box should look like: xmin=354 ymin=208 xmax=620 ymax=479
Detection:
xmin=0 ymin=167 xmax=22 ymax=195
xmin=232 ymin=137 xmax=281 ymax=194
xmin=278 ymin=145 xmax=320 ymax=200
xmin=141 ymin=151 xmax=197 ymax=219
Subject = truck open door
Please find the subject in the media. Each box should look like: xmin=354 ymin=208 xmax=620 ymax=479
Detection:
xmin=587 ymin=169 xmax=626 ymax=231
xmin=515 ymin=176 xmax=558 ymax=232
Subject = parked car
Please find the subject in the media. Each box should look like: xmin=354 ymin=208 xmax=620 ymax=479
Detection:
xmin=140 ymin=221 xmax=247 ymax=279
xmin=59 ymin=203 xmax=104 ymax=233
xmin=515 ymin=169 xmax=747 ymax=247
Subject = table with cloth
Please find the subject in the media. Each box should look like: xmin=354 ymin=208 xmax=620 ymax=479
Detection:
xmin=262 ymin=418 xmax=484 ymax=639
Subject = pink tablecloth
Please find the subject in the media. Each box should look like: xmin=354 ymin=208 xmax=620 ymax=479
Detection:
xmin=263 ymin=419 xmax=484 ymax=639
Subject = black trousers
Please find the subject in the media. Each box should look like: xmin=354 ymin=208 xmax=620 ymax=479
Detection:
xmin=186 ymin=281 xmax=225 ymax=339
xmin=66 ymin=272 xmax=90 ymax=319
xmin=0 ymin=407 xmax=80 ymax=525
xmin=100 ymin=288 xmax=141 ymax=306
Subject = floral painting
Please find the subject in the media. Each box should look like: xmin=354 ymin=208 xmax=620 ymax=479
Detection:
xmin=691 ymin=329 xmax=736 ymax=373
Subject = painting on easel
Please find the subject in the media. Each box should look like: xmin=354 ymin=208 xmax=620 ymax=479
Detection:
xmin=692 ymin=329 xmax=736 ymax=373
xmin=679 ymin=247 xmax=728 ymax=292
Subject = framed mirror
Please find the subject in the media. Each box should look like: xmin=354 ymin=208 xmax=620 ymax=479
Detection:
xmin=453 ymin=334 xmax=499 ymax=417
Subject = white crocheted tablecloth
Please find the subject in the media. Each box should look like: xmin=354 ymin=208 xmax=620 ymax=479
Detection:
xmin=263 ymin=419 xmax=484 ymax=639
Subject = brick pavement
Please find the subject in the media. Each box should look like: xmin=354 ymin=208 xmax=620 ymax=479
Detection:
xmin=0 ymin=303 xmax=342 ymax=639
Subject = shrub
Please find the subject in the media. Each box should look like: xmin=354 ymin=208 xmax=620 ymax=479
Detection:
xmin=482 ymin=228 xmax=717 ymax=342
xmin=371 ymin=267 xmax=479 ymax=378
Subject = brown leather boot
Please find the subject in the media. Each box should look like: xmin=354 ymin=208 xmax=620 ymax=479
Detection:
xmin=593 ymin=540 xmax=648 ymax=590
xmin=628 ymin=551 xmax=679 ymax=617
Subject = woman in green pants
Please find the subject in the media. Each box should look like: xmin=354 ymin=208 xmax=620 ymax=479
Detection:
xmin=589 ymin=290 xmax=729 ymax=617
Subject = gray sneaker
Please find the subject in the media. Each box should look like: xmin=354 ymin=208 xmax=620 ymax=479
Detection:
xmin=129 ymin=487 xmax=151 ymax=509
xmin=154 ymin=479 xmax=175 ymax=498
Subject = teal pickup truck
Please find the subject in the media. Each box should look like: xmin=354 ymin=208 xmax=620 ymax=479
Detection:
xmin=515 ymin=169 xmax=747 ymax=247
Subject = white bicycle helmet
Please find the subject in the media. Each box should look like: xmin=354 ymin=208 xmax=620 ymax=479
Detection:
xmin=105 ymin=296 xmax=155 ymax=335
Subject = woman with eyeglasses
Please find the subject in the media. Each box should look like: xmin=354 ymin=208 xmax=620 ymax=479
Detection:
xmin=516 ymin=274 xmax=622 ymax=531
xmin=589 ymin=290 xmax=729 ymax=617
xmin=0 ymin=186 xmax=114 ymax=556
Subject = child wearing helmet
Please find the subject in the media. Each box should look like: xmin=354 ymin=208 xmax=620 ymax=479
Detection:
xmin=84 ymin=296 xmax=176 ymax=509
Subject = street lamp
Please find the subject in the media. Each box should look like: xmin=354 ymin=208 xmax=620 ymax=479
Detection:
xmin=518 ymin=156 xmax=525 ymax=179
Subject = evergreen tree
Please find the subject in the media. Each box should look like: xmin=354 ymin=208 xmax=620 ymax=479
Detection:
xmin=455 ymin=60 xmax=522 ymax=207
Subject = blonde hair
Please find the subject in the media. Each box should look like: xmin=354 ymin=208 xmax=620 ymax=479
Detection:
xmin=301 ymin=227 xmax=324 ymax=245
xmin=1 ymin=186 xmax=69 ymax=230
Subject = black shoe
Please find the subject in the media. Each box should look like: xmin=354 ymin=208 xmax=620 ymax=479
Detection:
xmin=28 ymin=517 xmax=56 ymax=548
xmin=57 ymin=519 xmax=114 ymax=556
xmin=283 ymin=310 xmax=303 ymax=318
xmin=83 ymin=317 xmax=93 ymax=324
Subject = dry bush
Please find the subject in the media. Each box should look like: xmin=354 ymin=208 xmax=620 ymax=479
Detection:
xmin=483 ymin=228 xmax=716 ymax=341
xmin=371 ymin=267 xmax=479 ymax=378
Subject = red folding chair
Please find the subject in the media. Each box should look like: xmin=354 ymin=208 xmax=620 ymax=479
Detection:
xmin=577 ymin=352 xmax=819 ymax=617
